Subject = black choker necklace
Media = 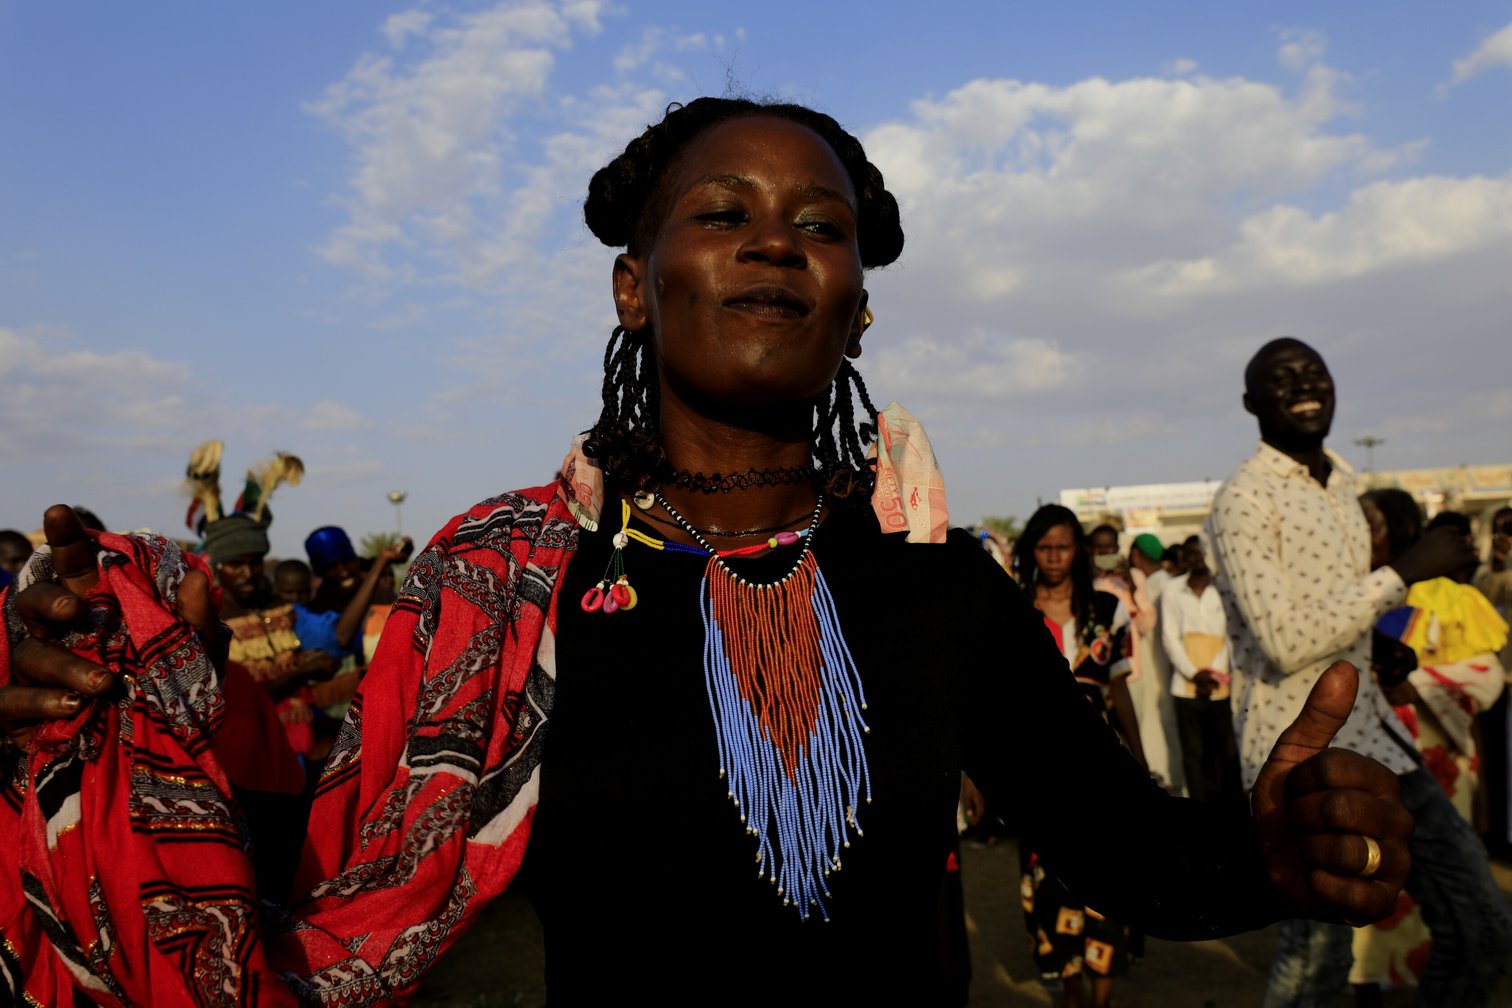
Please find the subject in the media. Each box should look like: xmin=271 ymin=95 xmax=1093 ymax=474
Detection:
xmin=667 ymin=465 xmax=820 ymax=494
xmin=636 ymin=503 xmax=817 ymax=539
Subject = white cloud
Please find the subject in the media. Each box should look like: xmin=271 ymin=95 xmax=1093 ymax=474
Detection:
xmin=298 ymin=19 xmax=1512 ymax=526
xmin=303 ymin=400 xmax=372 ymax=431
xmin=0 ymin=329 xmax=192 ymax=454
xmin=614 ymin=26 xmax=663 ymax=74
xmin=1129 ymin=172 xmax=1512 ymax=295
xmin=306 ymin=0 xmax=610 ymax=281
xmin=1448 ymin=20 xmax=1512 ymax=87
xmin=843 ymin=31 xmax=1512 ymax=521
xmin=381 ymin=9 xmax=433 ymax=49
xmin=869 ymin=332 xmax=1086 ymax=401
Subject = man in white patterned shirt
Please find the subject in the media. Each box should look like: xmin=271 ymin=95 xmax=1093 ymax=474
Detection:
xmin=1206 ymin=338 xmax=1511 ymax=1007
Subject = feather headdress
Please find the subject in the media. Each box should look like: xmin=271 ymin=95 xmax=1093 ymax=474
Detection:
xmin=183 ymin=440 xmax=225 ymax=532
xmin=235 ymin=452 xmax=306 ymax=524
xmin=182 ymin=442 xmax=305 ymax=533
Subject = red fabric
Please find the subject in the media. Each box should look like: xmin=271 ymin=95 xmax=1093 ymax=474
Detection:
xmin=2 ymin=486 xmax=577 ymax=1006
xmin=0 ymin=533 xmax=293 ymax=1006
xmin=271 ymin=486 xmax=573 ymax=1003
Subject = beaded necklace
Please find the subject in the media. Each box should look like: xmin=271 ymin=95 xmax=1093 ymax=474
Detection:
xmin=579 ymin=495 xmax=872 ymax=920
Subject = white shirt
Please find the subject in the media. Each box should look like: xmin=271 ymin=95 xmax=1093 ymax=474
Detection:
xmin=1144 ymin=567 xmax=1172 ymax=605
xmin=1160 ymin=573 xmax=1229 ymax=699
xmin=1204 ymin=442 xmax=1413 ymax=790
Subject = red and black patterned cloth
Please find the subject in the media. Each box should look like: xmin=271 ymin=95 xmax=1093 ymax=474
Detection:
xmin=1 ymin=485 xmax=576 ymax=1006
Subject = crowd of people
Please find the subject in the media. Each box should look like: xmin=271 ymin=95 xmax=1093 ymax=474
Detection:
xmin=0 ymin=97 xmax=1504 ymax=1008
xmin=965 ymin=338 xmax=1512 ymax=1006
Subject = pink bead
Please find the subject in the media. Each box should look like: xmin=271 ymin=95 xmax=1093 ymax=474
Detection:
xmin=602 ymin=592 xmax=620 ymax=614
xmin=774 ymin=531 xmax=800 ymax=546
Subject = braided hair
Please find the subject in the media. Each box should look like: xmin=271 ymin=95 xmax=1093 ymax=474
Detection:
xmin=580 ymin=97 xmax=904 ymax=503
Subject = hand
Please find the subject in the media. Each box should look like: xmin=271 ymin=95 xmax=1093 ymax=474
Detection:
xmin=960 ymin=775 xmax=985 ymax=829
xmin=1 ymin=506 xmax=222 ymax=751
xmin=1380 ymin=679 xmax=1420 ymax=707
xmin=376 ymin=537 xmax=413 ymax=566
xmin=278 ymin=697 xmax=313 ymax=725
xmin=297 ymin=649 xmax=339 ymax=679
xmin=1390 ymin=526 xmax=1477 ymax=586
xmin=1252 ymin=661 xmax=1413 ymax=925
xmin=1194 ymin=668 xmax=1218 ymax=699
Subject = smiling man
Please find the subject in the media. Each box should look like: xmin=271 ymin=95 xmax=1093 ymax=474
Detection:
xmin=1205 ymin=337 xmax=1512 ymax=1007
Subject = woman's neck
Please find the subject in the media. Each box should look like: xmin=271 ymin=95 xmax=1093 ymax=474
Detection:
xmin=654 ymin=398 xmax=821 ymax=540
xmin=1036 ymin=579 xmax=1074 ymax=603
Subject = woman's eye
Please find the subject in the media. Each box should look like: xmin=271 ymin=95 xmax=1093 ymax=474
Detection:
xmin=696 ymin=209 xmax=746 ymax=226
xmin=798 ymin=219 xmax=843 ymax=238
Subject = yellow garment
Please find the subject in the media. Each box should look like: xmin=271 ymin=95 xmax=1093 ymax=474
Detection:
xmin=1402 ymin=578 xmax=1509 ymax=665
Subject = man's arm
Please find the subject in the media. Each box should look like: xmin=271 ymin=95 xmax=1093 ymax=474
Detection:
xmin=1476 ymin=566 xmax=1512 ymax=609
xmin=1161 ymin=589 xmax=1199 ymax=681
xmin=1206 ymin=481 xmax=1404 ymax=677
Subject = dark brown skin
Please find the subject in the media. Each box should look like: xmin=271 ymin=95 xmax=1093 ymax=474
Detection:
xmin=1251 ymin=662 xmax=1413 ymax=926
xmin=0 ymin=505 xmax=222 ymax=749
xmin=611 ymin=116 xmax=867 ymax=541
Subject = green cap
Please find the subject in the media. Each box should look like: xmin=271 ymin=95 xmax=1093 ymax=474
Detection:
xmin=1132 ymin=533 xmax=1164 ymax=562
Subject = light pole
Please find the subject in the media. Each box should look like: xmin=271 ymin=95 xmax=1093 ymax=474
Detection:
xmin=387 ymin=491 xmax=408 ymax=536
xmin=1354 ymin=436 xmax=1385 ymax=472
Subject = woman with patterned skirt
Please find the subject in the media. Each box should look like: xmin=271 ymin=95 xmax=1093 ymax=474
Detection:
xmin=1011 ymin=504 xmax=1141 ymax=1007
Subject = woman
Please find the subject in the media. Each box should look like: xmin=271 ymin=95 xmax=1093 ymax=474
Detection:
xmin=0 ymin=98 xmax=1410 ymax=1007
xmin=1011 ymin=506 xmax=1142 ymax=1006
xmin=1351 ymin=493 xmax=1507 ymax=1002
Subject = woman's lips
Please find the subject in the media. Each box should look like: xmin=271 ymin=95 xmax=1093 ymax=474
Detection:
xmin=723 ymin=286 xmax=809 ymax=319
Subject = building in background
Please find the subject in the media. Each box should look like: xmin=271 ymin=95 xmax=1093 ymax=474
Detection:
xmin=1061 ymin=463 xmax=1512 ymax=552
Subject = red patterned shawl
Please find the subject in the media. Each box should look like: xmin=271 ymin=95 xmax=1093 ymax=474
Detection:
xmin=1 ymin=485 xmax=577 ymax=1006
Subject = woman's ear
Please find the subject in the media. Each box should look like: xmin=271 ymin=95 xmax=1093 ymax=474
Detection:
xmin=613 ymin=254 xmax=648 ymax=331
xmin=846 ymin=290 xmax=870 ymax=359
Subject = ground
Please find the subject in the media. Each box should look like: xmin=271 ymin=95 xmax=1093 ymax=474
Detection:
xmin=411 ymin=845 xmax=1512 ymax=1008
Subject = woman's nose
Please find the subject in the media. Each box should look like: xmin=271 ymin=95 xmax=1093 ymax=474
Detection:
xmin=738 ymin=219 xmax=805 ymax=268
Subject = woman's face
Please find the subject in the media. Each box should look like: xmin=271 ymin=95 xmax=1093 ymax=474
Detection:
xmin=1034 ymin=524 xmax=1077 ymax=587
xmin=612 ymin=116 xmax=868 ymax=421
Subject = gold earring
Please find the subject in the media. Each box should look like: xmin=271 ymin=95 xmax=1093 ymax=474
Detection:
xmin=861 ymin=307 xmax=875 ymax=331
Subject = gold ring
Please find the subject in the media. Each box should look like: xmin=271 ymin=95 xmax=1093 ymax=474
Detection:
xmin=1360 ymin=836 xmax=1382 ymax=879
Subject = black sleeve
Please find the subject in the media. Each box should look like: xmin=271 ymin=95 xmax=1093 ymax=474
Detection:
xmin=950 ymin=534 xmax=1288 ymax=939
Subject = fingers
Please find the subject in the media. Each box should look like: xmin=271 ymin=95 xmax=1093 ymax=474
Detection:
xmin=1286 ymin=748 xmax=1403 ymax=806
xmin=1303 ymin=868 xmax=1405 ymax=928
xmin=15 ymin=581 xmax=85 ymax=639
xmin=1298 ymin=832 xmax=1409 ymax=884
xmin=43 ymin=504 xmax=99 ymax=597
xmin=11 ymin=636 xmax=113 ymax=697
xmin=175 ymin=570 xmax=220 ymax=641
xmin=1285 ymin=785 xmax=1413 ymax=840
xmin=1270 ymin=661 xmax=1358 ymax=758
xmin=0 ymin=683 xmax=84 ymax=723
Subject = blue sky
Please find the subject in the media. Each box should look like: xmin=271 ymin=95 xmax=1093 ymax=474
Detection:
xmin=3 ymin=2 xmax=1511 ymax=556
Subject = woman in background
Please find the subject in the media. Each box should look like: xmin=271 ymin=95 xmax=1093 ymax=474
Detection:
xmin=1011 ymin=504 xmax=1143 ymax=1008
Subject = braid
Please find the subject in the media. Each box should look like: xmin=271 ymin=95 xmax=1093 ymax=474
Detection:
xmin=817 ymin=360 xmax=880 ymax=505
xmin=583 ymin=330 xmax=880 ymax=502
xmin=582 ymin=326 xmax=668 ymax=493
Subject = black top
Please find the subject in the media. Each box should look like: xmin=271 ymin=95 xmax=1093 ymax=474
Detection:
xmin=519 ymin=503 xmax=1282 ymax=1003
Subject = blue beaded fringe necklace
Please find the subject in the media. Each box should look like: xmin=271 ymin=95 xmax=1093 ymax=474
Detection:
xmin=660 ymin=494 xmax=872 ymax=921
